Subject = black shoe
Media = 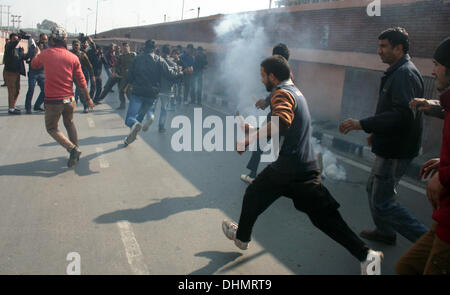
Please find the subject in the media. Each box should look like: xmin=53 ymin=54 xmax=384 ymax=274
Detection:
xmin=158 ymin=127 xmax=166 ymax=133
xmin=26 ymin=109 xmax=32 ymax=115
xmin=8 ymin=109 xmax=21 ymax=115
xmin=360 ymin=230 xmax=397 ymax=245
xmin=1 ymin=84 xmax=6 ymax=87
xmin=33 ymin=107 xmax=45 ymax=112
xmin=68 ymin=147 xmax=82 ymax=168
xmin=83 ymin=108 xmax=89 ymax=114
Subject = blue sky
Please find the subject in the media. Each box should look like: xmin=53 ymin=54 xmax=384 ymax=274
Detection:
xmin=3 ymin=0 xmax=272 ymax=34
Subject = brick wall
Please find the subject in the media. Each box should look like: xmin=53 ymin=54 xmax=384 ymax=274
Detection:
xmin=97 ymin=0 xmax=449 ymax=58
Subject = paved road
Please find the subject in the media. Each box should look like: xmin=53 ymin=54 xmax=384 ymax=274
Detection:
xmin=0 ymin=69 xmax=434 ymax=275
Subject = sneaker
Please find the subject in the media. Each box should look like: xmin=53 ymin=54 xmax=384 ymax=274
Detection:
xmin=8 ymin=109 xmax=21 ymax=115
xmin=222 ymin=220 xmax=249 ymax=250
xmin=26 ymin=109 xmax=32 ymax=115
xmin=142 ymin=114 xmax=155 ymax=132
xmin=68 ymin=146 xmax=82 ymax=167
xmin=124 ymin=122 xmax=142 ymax=146
xmin=360 ymin=230 xmax=396 ymax=245
xmin=360 ymin=249 xmax=384 ymax=275
xmin=33 ymin=107 xmax=45 ymax=112
xmin=240 ymin=174 xmax=255 ymax=184
xmin=83 ymin=108 xmax=89 ymax=114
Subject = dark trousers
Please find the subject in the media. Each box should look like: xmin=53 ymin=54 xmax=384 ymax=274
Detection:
xmin=236 ymin=166 xmax=370 ymax=262
xmin=25 ymin=70 xmax=45 ymax=111
xmin=183 ymin=74 xmax=193 ymax=103
xmin=191 ymin=72 xmax=203 ymax=104
xmin=247 ymin=149 xmax=263 ymax=178
xmin=91 ymin=75 xmax=103 ymax=101
xmin=97 ymin=76 xmax=120 ymax=101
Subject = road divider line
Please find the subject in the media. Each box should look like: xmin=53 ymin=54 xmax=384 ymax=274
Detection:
xmin=117 ymin=221 xmax=150 ymax=275
xmin=95 ymin=147 xmax=110 ymax=168
xmin=87 ymin=117 xmax=95 ymax=128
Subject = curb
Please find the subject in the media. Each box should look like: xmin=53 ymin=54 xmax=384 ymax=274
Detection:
xmin=311 ymin=130 xmax=423 ymax=181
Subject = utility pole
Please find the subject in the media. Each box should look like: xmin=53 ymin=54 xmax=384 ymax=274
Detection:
xmin=0 ymin=5 xmax=11 ymax=32
xmin=17 ymin=15 xmax=21 ymax=29
xmin=197 ymin=7 xmax=200 ymax=18
xmin=269 ymin=0 xmax=272 ymax=9
xmin=95 ymin=0 xmax=99 ymax=38
xmin=11 ymin=14 xmax=17 ymax=30
xmin=181 ymin=0 xmax=185 ymax=20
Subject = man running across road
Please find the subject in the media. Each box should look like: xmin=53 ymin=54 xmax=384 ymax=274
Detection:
xmin=31 ymin=26 xmax=95 ymax=167
xmin=222 ymin=55 xmax=384 ymax=275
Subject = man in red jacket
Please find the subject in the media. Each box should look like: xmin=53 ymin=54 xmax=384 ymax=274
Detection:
xmin=31 ymin=26 xmax=94 ymax=168
xmin=397 ymin=37 xmax=450 ymax=275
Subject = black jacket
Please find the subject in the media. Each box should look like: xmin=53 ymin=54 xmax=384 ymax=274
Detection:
xmin=360 ymin=54 xmax=424 ymax=159
xmin=127 ymin=52 xmax=183 ymax=99
xmin=4 ymin=40 xmax=26 ymax=76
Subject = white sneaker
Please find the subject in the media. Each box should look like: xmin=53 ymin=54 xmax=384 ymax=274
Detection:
xmin=142 ymin=114 xmax=155 ymax=132
xmin=222 ymin=219 xmax=249 ymax=250
xmin=361 ymin=249 xmax=384 ymax=275
xmin=124 ymin=122 xmax=142 ymax=146
xmin=240 ymin=174 xmax=255 ymax=184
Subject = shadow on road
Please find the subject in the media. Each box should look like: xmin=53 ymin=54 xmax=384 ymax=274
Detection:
xmin=188 ymin=251 xmax=243 ymax=275
xmin=39 ymin=135 xmax=126 ymax=147
xmin=0 ymin=145 xmax=123 ymax=177
xmin=94 ymin=193 xmax=214 ymax=223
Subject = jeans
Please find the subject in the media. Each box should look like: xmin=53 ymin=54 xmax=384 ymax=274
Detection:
xmin=367 ymin=156 xmax=428 ymax=242
xmin=125 ymin=94 xmax=157 ymax=128
xmin=150 ymin=94 xmax=170 ymax=129
xmin=236 ymin=166 xmax=370 ymax=262
xmin=25 ymin=70 xmax=45 ymax=111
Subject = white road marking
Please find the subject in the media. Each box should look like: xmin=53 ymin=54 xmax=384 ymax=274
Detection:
xmin=87 ymin=117 xmax=95 ymax=128
xmin=95 ymin=147 xmax=110 ymax=168
xmin=117 ymin=221 xmax=150 ymax=275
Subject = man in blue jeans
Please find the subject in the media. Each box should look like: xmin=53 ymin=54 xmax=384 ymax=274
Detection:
xmin=124 ymin=40 xmax=187 ymax=146
xmin=25 ymin=33 xmax=48 ymax=114
xmin=339 ymin=27 xmax=428 ymax=245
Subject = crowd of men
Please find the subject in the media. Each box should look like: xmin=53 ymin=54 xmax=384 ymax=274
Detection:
xmin=2 ymin=32 xmax=208 ymax=116
xmin=1 ymin=24 xmax=449 ymax=275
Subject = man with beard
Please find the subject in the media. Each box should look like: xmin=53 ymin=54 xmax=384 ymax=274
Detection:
xmin=339 ymin=27 xmax=428 ymax=246
xmin=222 ymin=55 xmax=384 ymax=275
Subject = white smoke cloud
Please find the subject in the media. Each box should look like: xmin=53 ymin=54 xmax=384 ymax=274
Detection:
xmin=213 ymin=13 xmax=270 ymax=118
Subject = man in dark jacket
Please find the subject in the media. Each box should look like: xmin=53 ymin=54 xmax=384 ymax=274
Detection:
xmin=4 ymin=33 xmax=26 ymax=115
xmin=123 ymin=40 xmax=188 ymax=146
xmin=192 ymin=46 xmax=208 ymax=105
xmin=24 ymin=33 xmax=48 ymax=114
xmin=339 ymin=27 xmax=428 ymax=245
